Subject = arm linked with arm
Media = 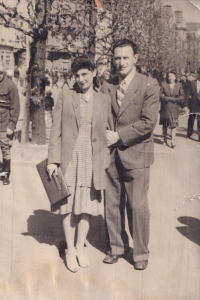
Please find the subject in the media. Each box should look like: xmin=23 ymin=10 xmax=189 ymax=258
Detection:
xmin=174 ymin=84 xmax=185 ymax=105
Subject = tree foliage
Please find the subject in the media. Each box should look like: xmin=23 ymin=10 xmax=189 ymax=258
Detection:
xmin=0 ymin=0 xmax=200 ymax=144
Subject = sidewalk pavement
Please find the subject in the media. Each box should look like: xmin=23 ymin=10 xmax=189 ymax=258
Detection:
xmin=0 ymin=112 xmax=200 ymax=300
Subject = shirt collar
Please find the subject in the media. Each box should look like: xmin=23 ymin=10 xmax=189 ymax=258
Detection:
xmin=118 ymin=68 xmax=136 ymax=88
xmin=81 ymin=91 xmax=94 ymax=103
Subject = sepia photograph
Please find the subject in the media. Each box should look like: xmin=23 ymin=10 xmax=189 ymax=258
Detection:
xmin=0 ymin=0 xmax=200 ymax=299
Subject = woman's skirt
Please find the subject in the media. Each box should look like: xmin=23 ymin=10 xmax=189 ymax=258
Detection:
xmin=159 ymin=102 xmax=180 ymax=128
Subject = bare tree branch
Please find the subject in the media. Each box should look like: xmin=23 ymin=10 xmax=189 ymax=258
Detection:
xmin=0 ymin=1 xmax=35 ymax=26
xmin=27 ymin=0 xmax=37 ymax=21
xmin=0 ymin=12 xmax=34 ymax=36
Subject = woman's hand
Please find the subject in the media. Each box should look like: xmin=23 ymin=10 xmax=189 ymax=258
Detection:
xmin=47 ymin=163 xmax=58 ymax=179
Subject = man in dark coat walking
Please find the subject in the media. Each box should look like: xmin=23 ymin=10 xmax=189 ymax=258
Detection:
xmin=101 ymin=39 xmax=160 ymax=270
xmin=187 ymin=69 xmax=200 ymax=141
xmin=0 ymin=63 xmax=20 ymax=185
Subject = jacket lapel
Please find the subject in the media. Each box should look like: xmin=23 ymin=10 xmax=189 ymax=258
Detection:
xmin=106 ymin=77 xmax=119 ymax=117
xmin=72 ymin=92 xmax=81 ymax=129
xmin=92 ymin=91 xmax=101 ymax=128
xmin=109 ymin=85 xmax=119 ymax=116
xmin=118 ymin=72 xmax=141 ymax=118
xmin=194 ymin=80 xmax=198 ymax=94
xmin=172 ymin=83 xmax=179 ymax=97
xmin=165 ymin=82 xmax=173 ymax=97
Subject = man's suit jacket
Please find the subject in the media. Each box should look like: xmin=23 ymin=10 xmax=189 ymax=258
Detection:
xmin=48 ymin=88 xmax=113 ymax=190
xmin=188 ymin=80 xmax=200 ymax=113
xmin=101 ymin=72 xmax=160 ymax=170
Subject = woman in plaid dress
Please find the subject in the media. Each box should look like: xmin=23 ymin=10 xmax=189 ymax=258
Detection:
xmin=47 ymin=56 xmax=113 ymax=273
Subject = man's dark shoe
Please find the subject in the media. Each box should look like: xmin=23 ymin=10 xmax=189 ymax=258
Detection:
xmin=2 ymin=159 xmax=11 ymax=185
xmin=134 ymin=260 xmax=148 ymax=270
xmin=103 ymin=253 xmax=121 ymax=264
xmin=2 ymin=174 xmax=10 ymax=185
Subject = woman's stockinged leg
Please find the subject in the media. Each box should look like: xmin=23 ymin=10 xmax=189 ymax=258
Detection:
xmin=171 ymin=127 xmax=176 ymax=147
xmin=163 ymin=124 xmax=167 ymax=144
xmin=63 ymin=212 xmax=79 ymax=272
xmin=76 ymin=213 xmax=90 ymax=251
xmin=171 ymin=127 xmax=176 ymax=143
xmin=76 ymin=213 xmax=91 ymax=268
xmin=62 ymin=212 xmax=77 ymax=254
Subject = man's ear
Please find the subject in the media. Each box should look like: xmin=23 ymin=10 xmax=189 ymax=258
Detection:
xmin=134 ymin=54 xmax=139 ymax=64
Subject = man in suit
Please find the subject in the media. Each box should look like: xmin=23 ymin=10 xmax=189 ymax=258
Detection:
xmin=101 ymin=39 xmax=160 ymax=270
xmin=187 ymin=69 xmax=200 ymax=141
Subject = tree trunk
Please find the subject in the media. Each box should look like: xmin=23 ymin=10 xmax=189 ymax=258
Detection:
xmin=21 ymin=82 xmax=31 ymax=144
xmin=87 ymin=0 xmax=96 ymax=63
xmin=21 ymin=0 xmax=48 ymax=145
xmin=29 ymin=31 xmax=47 ymax=145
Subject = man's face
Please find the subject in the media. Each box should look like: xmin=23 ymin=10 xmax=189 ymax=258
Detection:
xmin=113 ymin=45 xmax=138 ymax=78
xmin=74 ymin=68 xmax=95 ymax=92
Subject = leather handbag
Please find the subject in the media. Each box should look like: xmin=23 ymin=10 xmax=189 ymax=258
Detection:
xmin=36 ymin=159 xmax=71 ymax=212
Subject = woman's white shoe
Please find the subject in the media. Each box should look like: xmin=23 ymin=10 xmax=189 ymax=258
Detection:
xmin=76 ymin=251 xmax=89 ymax=268
xmin=66 ymin=251 xmax=79 ymax=273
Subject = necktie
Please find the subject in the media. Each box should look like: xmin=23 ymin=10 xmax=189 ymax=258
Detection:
xmin=117 ymin=80 xmax=126 ymax=107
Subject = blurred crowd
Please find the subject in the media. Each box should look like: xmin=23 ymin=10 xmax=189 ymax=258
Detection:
xmin=44 ymin=61 xmax=200 ymax=148
xmin=3 ymin=58 xmax=200 ymax=148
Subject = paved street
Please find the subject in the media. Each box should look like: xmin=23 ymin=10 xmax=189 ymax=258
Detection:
xmin=0 ymin=91 xmax=200 ymax=299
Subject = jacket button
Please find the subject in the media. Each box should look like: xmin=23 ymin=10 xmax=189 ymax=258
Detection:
xmin=92 ymin=138 xmax=97 ymax=142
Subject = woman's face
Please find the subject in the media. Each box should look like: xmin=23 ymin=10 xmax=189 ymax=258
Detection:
xmin=168 ymin=73 xmax=176 ymax=83
xmin=74 ymin=68 xmax=95 ymax=92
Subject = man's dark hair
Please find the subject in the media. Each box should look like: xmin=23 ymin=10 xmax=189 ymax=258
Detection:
xmin=112 ymin=39 xmax=138 ymax=55
xmin=71 ymin=55 xmax=95 ymax=74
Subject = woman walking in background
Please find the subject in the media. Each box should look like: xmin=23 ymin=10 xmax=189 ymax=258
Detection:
xmin=159 ymin=71 xmax=185 ymax=148
xmin=47 ymin=56 xmax=113 ymax=273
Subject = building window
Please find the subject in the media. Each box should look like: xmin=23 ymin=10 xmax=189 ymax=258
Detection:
xmin=1 ymin=38 xmax=5 ymax=42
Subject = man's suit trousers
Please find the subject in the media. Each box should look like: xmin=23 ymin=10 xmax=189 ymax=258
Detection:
xmin=187 ymin=113 xmax=200 ymax=138
xmin=105 ymin=150 xmax=150 ymax=262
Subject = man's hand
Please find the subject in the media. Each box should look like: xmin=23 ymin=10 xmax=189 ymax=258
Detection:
xmin=47 ymin=163 xmax=58 ymax=179
xmin=7 ymin=128 xmax=13 ymax=135
xmin=181 ymin=107 xmax=190 ymax=116
xmin=106 ymin=130 xmax=119 ymax=147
